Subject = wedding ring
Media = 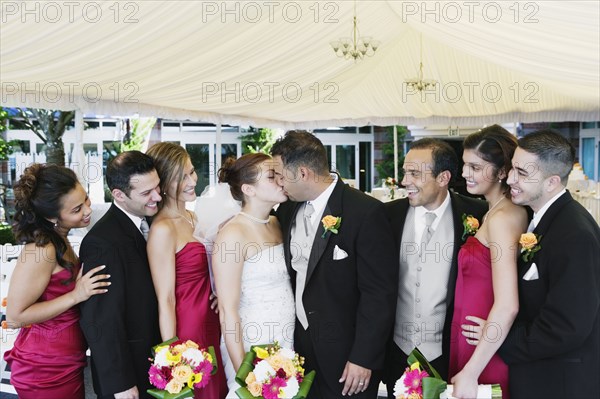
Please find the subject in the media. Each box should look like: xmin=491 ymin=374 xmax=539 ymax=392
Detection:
xmin=358 ymin=382 xmax=364 ymax=385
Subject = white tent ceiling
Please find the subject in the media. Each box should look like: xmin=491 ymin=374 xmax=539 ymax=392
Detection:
xmin=1 ymin=1 xmax=599 ymax=129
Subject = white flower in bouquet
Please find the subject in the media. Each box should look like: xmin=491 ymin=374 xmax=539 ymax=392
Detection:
xmin=181 ymin=347 xmax=205 ymax=367
xmin=153 ymin=346 xmax=170 ymax=368
xmin=280 ymin=375 xmax=300 ymax=398
xmin=279 ymin=347 xmax=296 ymax=360
xmin=253 ymin=359 xmax=276 ymax=381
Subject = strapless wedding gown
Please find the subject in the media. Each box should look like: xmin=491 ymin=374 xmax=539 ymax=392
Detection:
xmin=222 ymin=243 xmax=295 ymax=397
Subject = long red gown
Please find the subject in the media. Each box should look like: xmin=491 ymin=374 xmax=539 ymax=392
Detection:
xmin=4 ymin=267 xmax=87 ymax=399
xmin=449 ymin=236 xmax=510 ymax=399
xmin=175 ymin=241 xmax=227 ymax=399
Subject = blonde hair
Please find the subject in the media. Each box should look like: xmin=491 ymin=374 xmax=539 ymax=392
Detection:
xmin=146 ymin=142 xmax=191 ymax=209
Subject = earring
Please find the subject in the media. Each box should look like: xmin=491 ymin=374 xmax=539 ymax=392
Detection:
xmin=54 ymin=221 xmax=58 ymax=229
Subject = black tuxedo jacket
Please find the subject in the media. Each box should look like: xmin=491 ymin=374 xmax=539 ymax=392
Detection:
xmin=277 ymin=180 xmax=398 ymax=379
xmin=500 ymin=192 xmax=600 ymax=399
xmin=384 ymin=190 xmax=487 ymax=378
xmin=79 ymin=204 xmax=160 ymax=398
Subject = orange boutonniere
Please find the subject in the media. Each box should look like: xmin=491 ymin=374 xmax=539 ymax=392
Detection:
xmin=519 ymin=232 xmax=542 ymax=262
xmin=321 ymin=215 xmax=341 ymax=238
xmin=461 ymin=214 xmax=480 ymax=240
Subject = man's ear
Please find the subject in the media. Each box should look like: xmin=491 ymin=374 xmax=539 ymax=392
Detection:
xmin=436 ymin=170 xmax=452 ymax=186
xmin=546 ymin=174 xmax=562 ymax=192
xmin=112 ymin=188 xmax=126 ymax=202
xmin=298 ymin=166 xmax=310 ymax=181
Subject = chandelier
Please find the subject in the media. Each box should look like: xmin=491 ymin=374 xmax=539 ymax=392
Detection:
xmin=330 ymin=1 xmax=379 ymax=61
xmin=405 ymin=34 xmax=437 ymax=91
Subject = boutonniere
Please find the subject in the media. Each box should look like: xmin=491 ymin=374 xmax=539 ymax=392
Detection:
xmin=461 ymin=214 xmax=480 ymax=240
xmin=519 ymin=232 xmax=542 ymax=262
xmin=321 ymin=215 xmax=342 ymax=238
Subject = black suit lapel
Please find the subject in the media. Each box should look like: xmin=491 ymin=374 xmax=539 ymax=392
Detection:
xmin=110 ymin=204 xmax=147 ymax=254
xmin=532 ymin=192 xmax=572 ymax=236
xmin=305 ymin=179 xmax=345 ymax=285
xmin=447 ymin=191 xmax=467 ymax=307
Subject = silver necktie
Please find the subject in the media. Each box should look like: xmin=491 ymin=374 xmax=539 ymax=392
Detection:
xmin=140 ymin=218 xmax=150 ymax=241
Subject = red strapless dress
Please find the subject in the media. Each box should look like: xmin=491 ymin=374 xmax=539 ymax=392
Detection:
xmin=449 ymin=236 xmax=509 ymax=399
xmin=4 ymin=267 xmax=87 ymax=399
xmin=175 ymin=241 xmax=227 ymax=399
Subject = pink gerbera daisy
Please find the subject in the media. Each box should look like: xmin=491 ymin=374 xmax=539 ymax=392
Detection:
xmin=403 ymin=368 xmax=429 ymax=395
xmin=148 ymin=365 xmax=168 ymax=390
xmin=262 ymin=376 xmax=287 ymax=399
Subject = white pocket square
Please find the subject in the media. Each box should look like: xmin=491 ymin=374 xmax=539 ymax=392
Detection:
xmin=523 ymin=262 xmax=539 ymax=281
xmin=333 ymin=245 xmax=348 ymax=260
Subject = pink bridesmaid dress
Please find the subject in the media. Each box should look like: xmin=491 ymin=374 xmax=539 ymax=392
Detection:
xmin=449 ymin=236 xmax=510 ymax=399
xmin=175 ymin=241 xmax=227 ymax=399
xmin=4 ymin=267 xmax=87 ymax=399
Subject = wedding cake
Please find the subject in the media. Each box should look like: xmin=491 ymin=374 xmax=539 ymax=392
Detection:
xmin=569 ymin=163 xmax=587 ymax=181
xmin=567 ymin=163 xmax=589 ymax=192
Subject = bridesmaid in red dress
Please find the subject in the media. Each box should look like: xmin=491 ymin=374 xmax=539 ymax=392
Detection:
xmin=449 ymin=126 xmax=528 ymax=399
xmin=147 ymin=143 xmax=227 ymax=399
xmin=4 ymin=164 xmax=110 ymax=399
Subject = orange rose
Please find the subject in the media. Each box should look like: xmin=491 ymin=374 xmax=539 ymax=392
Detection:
xmin=322 ymin=215 xmax=339 ymax=229
xmin=172 ymin=365 xmax=193 ymax=383
xmin=519 ymin=233 xmax=538 ymax=250
xmin=184 ymin=340 xmax=199 ymax=349
xmin=245 ymin=371 xmax=257 ymax=385
xmin=248 ymin=381 xmax=262 ymax=397
xmin=465 ymin=216 xmax=479 ymax=230
xmin=165 ymin=379 xmax=184 ymax=394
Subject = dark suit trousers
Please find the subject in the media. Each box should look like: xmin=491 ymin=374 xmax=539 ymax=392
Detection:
xmin=295 ymin=320 xmax=380 ymax=399
xmin=384 ymin=341 xmax=448 ymax=399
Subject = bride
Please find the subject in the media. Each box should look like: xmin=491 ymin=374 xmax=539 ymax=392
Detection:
xmin=209 ymin=153 xmax=295 ymax=395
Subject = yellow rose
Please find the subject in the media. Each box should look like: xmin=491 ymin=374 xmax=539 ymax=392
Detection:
xmin=519 ymin=233 xmax=538 ymax=250
xmin=166 ymin=379 xmax=184 ymax=394
xmin=172 ymin=365 xmax=193 ymax=383
xmin=322 ymin=215 xmax=339 ymax=229
xmin=248 ymin=381 xmax=263 ymax=397
xmin=466 ymin=216 xmax=479 ymax=230
xmin=245 ymin=371 xmax=257 ymax=385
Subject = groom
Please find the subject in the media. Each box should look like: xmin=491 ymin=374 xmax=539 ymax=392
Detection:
xmin=272 ymin=131 xmax=398 ymax=399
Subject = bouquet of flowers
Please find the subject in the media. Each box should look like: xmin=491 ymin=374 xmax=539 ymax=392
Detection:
xmin=393 ymin=349 xmax=501 ymax=399
xmin=147 ymin=337 xmax=217 ymax=399
xmin=384 ymin=177 xmax=398 ymax=199
xmin=235 ymin=342 xmax=316 ymax=399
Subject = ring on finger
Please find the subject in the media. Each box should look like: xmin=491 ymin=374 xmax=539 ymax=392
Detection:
xmin=358 ymin=382 xmax=364 ymax=386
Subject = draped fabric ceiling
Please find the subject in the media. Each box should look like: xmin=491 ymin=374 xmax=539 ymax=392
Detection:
xmin=1 ymin=1 xmax=599 ymax=129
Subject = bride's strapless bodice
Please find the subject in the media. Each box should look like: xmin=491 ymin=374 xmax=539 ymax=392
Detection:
xmin=237 ymin=244 xmax=295 ymax=350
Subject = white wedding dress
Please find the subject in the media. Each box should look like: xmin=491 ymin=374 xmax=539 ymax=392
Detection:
xmin=221 ymin=243 xmax=296 ymax=397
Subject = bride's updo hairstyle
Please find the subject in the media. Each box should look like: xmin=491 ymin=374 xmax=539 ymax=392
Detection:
xmin=13 ymin=163 xmax=79 ymax=281
xmin=218 ymin=153 xmax=271 ymax=205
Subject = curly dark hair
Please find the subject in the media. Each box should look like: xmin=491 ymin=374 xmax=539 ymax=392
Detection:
xmin=13 ymin=164 xmax=79 ymax=282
